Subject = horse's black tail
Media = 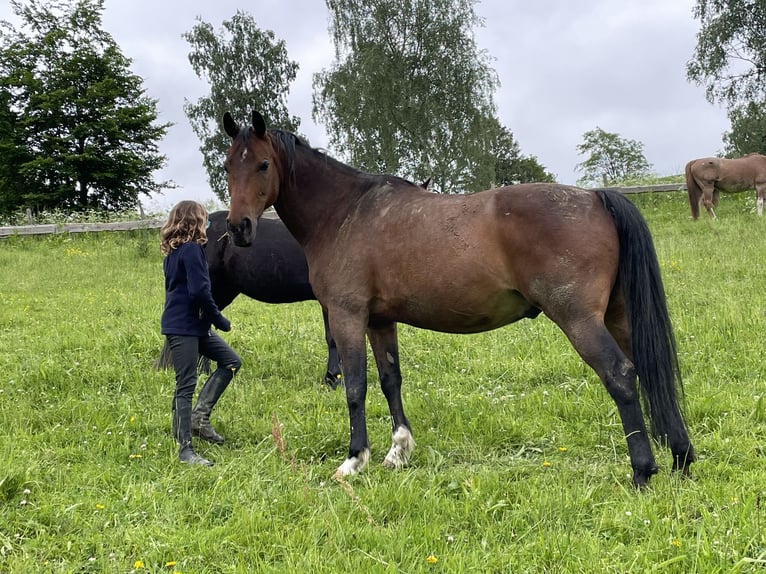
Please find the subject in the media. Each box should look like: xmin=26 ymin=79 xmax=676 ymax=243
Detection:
xmin=595 ymin=189 xmax=694 ymax=463
xmin=154 ymin=341 xmax=173 ymax=370
xmin=154 ymin=341 xmax=211 ymax=374
xmin=685 ymin=161 xmax=702 ymax=220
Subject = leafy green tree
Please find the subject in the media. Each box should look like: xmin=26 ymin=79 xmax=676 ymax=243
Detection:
xmin=723 ymin=100 xmax=766 ymax=156
xmin=313 ymin=0 xmax=499 ymax=194
xmin=183 ymin=11 xmax=300 ymax=202
xmin=575 ymin=127 xmax=653 ymax=187
xmin=0 ymin=0 xmax=170 ymax=213
xmin=687 ymin=0 xmax=766 ymax=106
xmin=0 ymin=87 xmax=29 ymax=213
xmin=491 ymin=121 xmax=555 ymax=185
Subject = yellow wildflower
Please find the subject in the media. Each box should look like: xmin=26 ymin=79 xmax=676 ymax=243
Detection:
xmin=134 ymin=560 xmax=145 ymax=569
xmin=426 ymin=554 xmax=438 ymax=564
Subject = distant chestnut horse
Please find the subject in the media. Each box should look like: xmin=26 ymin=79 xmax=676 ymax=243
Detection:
xmin=685 ymin=153 xmax=766 ymax=219
xmin=223 ymin=110 xmax=695 ymax=487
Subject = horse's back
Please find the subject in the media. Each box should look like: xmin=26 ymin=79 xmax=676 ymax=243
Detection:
xmin=721 ymin=154 xmax=766 ymax=186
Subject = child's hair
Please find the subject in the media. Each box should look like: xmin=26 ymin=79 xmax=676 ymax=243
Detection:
xmin=160 ymin=200 xmax=208 ymax=255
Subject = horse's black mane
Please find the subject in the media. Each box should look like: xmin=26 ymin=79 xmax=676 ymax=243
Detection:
xmin=266 ymin=128 xmax=422 ymax=192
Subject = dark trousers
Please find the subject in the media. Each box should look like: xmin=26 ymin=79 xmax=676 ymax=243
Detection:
xmin=166 ymin=331 xmax=241 ymax=444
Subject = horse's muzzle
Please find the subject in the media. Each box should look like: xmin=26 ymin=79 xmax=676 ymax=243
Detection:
xmin=226 ymin=216 xmax=255 ymax=247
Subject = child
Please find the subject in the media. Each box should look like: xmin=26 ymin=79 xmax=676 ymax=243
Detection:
xmin=160 ymin=200 xmax=242 ymax=466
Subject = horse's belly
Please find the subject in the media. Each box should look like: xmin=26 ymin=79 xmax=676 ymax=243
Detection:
xmin=716 ymin=180 xmax=751 ymax=192
xmin=371 ymin=289 xmax=539 ymax=334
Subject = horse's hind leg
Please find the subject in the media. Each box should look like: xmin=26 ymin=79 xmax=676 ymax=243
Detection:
xmin=367 ymin=323 xmax=415 ymax=469
xmin=560 ymin=316 xmax=657 ymax=487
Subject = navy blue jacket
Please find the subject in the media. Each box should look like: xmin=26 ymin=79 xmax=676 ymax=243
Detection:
xmin=161 ymin=241 xmax=230 ymax=336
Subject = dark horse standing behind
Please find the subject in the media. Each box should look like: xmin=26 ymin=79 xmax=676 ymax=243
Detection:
xmin=685 ymin=153 xmax=766 ymax=219
xmin=223 ymin=111 xmax=695 ymax=487
xmin=156 ymin=210 xmax=342 ymax=388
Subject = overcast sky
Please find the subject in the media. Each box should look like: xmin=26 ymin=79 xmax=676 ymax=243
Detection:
xmin=0 ymin=0 xmax=730 ymax=211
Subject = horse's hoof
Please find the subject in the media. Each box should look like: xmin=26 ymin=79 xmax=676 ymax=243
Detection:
xmin=382 ymin=426 xmax=415 ymax=469
xmin=334 ymin=449 xmax=371 ymax=478
xmin=632 ymin=465 xmax=658 ymax=488
xmin=323 ymin=372 xmax=343 ymax=389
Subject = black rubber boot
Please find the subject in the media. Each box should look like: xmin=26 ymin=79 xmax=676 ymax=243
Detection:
xmin=191 ymin=367 xmax=234 ymax=445
xmin=173 ymin=398 xmax=213 ymax=466
xmin=178 ymin=443 xmax=214 ymax=466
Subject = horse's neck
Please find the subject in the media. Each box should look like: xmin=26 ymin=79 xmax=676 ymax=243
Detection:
xmin=274 ymin=149 xmax=366 ymax=246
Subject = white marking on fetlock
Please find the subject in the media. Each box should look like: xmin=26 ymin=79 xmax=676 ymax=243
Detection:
xmin=383 ymin=426 xmax=415 ymax=469
xmin=334 ymin=448 xmax=371 ymax=478
xmin=758 ymin=196 xmax=763 ymax=216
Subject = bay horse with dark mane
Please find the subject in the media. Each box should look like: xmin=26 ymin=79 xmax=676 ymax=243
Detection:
xmin=156 ymin=210 xmax=342 ymax=388
xmin=223 ymin=110 xmax=695 ymax=487
xmin=685 ymin=153 xmax=766 ymax=219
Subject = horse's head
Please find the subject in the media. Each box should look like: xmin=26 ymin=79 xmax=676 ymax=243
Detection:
xmin=223 ymin=110 xmax=281 ymax=247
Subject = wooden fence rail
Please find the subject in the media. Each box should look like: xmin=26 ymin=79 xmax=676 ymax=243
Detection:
xmin=0 ymin=186 xmax=685 ymax=238
xmin=596 ymin=183 xmax=686 ymax=194
xmin=0 ymin=218 xmax=165 ymax=238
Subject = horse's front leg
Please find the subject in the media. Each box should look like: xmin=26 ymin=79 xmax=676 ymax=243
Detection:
xmin=756 ymin=183 xmax=766 ymax=216
xmin=320 ymin=305 xmax=342 ymax=388
xmin=368 ymin=323 xmax=415 ymax=469
xmin=329 ymin=308 xmax=371 ymax=477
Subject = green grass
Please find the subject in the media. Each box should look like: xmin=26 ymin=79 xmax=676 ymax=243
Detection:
xmin=0 ymin=192 xmax=764 ymax=573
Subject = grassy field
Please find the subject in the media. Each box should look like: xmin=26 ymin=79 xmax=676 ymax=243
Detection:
xmin=0 ymin=191 xmax=764 ymax=573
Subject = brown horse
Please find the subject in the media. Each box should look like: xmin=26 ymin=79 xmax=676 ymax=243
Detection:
xmin=685 ymin=153 xmax=766 ymax=219
xmin=223 ymin=111 xmax=695 ymax=487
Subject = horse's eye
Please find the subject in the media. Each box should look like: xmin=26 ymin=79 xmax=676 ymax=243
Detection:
xmin=258 ymin=160 xmax=269 ymax=172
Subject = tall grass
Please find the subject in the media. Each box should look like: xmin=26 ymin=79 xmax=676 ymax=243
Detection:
xmin=0 ymin=192 xmax=764 ymax=573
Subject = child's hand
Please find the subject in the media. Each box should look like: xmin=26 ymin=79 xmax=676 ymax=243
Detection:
xmin=215 ymin=315 xmax=231 ymax=332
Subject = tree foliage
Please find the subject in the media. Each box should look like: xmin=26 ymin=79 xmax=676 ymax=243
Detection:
xmin=313 ymin=0 xmax=501 ymax=194
xmin=723 ymin=100 xmax=766 ymax=156
xmin=490 ymin=120 xmax=555 ymax=185
xmin=687 ymin=0 xmax=766 ymax=106
xmin=575 ymin=127 xmax=653 ymax=187
xmin=0 ymin=0 xmax=170 ymax=213
xmin=183 ymin=12 xmax=300 ymax=202
xmin=0 ymin=87 xmax=29 ymax=213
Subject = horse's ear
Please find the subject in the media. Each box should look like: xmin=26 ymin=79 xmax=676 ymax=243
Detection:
xmin=252 ymin=111 xmax=267 ymax=138
xmin=420 ymin=177 xmax=432 ymax=190
xmin=223 ymin=112 xmax=239 ymax=139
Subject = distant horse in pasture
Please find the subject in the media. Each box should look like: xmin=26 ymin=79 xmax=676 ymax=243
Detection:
xmin=156 ymin=210 xmax=342 ymax=388
xmin=684 ymin=154 xmax=766 ymax=219
xmin=222 ymin=110 xmax=695 ymax=488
